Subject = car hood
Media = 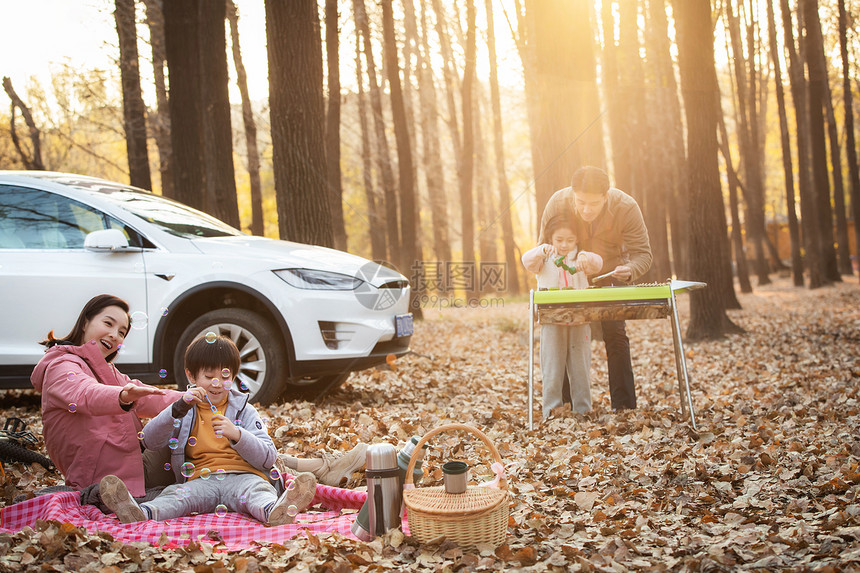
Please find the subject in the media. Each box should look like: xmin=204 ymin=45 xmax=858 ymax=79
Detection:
xmin=190 ymin=236 xmax=407 ymax=287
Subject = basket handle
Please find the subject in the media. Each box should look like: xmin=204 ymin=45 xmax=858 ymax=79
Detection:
xmin=404 ymin=423 xmax=507 ymax=490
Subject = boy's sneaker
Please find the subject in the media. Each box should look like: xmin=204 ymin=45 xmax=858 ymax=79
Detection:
xmin=314 ymin=443 xmax=368 ymax=487
xmin=99 ymin=475 xmax=146 ymax=523
xmin=267 ymin=472 xmax=317 ymax=526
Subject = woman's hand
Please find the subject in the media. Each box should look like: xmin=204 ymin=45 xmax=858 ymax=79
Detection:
xmin=119 ymin=382 xmax=166 ymax=405
xmin=212 ymin=414 xmax=240 ymax=442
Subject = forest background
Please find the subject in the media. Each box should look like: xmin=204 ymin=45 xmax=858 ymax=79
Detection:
xmin=1 ymin=0 xmax=860 ymax=340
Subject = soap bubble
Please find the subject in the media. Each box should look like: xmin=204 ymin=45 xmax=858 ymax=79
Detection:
xmin=239 ymin=494 xmax=247 ymax=505
xmin=183 ymin=392 xmax=194 ymax=403
xmin=215 ymin=430 xmax=223 ymax=439
xmin=130 ymin=311 xmax=148 ymax=330
xmin=215 ymin=504 xmax=228 ymax=517
xmin=66 ymin=371 xmax=75 ymax=381
xmin=163 ymin=462 xmax=172 ymax=471
xmin=180 ymin=462 xmax=195 ymax=478
xmin=223 ymin=379 xmax=233 ymax=391
xmin=168 ymin=438 xmax=179 ymax=449
xmin=286 ymin=481 xmax=296 ymax=492
xmin=221 ymin=368 xmax=231 ymax=379
xmin=158 ymin=369 xmax=168 ymax=378
xmin=68 ymin=403 xmax=77 ymax=413
xmin=200 ymin=468 xmax=211 ymax=480
xmin=215 ymin=468 xmax=226 ymax=481
xmin=269 ymin=468 xmax=281 ymax=481
xmin=160 ymin=307 xmax=169 ymax=317
xmin=286 ymin=504 xmax=299 ymax=517
xmin=116 ymin=343 xmax=124 ymax=355
xmin=187 ymin=436 xmax=197 ymax=446
xmin=233 ymin=419 xmax=243 ymax=427
xmin=173 ymin=419 xmax=181 ymax=428
xmin=238 ymin=380 xmax=249 ymax=392
xmin=205 ymin=332 xmax=217 ymax=343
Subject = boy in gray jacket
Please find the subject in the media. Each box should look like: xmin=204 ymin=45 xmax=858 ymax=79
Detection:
xmin=100 ymin=334 xmax=316 ymax=526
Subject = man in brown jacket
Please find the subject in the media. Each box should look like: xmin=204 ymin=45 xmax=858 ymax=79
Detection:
xmin=538 ymin=166 xmax=652 ymax=410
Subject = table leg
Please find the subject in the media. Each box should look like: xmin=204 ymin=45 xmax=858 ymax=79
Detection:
xmin=669 ymin=293 xmax=697 ymax=430
xmin=528 ymin=290 xmax=535 ymax=431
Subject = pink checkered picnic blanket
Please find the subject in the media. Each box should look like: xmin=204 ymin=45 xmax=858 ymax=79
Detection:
xmin=0 ymin=479 xmax=376 ymax=549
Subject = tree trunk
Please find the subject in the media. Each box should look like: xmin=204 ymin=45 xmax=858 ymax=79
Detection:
xmin=766 ymin=0 xmax=804 ymax=286
xmin=400 ymin=0 xmax=423 ymax=265
xmin=226 ymin=0 xmax=264 ymax=236
xmin=265 ymin=0 xmax=332 ymax=246
xmin=673 ymin=0 xmax=742 ymax=340
xmin=417 ymin=0 xmax=451 ymax=264
xmin=381 ymin=0 xmax=417 ymax=277
xmin=354 ymin=0 xmax=399 ymax=260
xmin=485 ymin=0 xmax=520 ymax=295
xmin=646 ymin=0 xmax=688 ymax=279
xmin=718 ymin=113 xmax=753 ymax=294
xmin=114 ymin=0 xmax=152 ymax=190
xmin=839 ymin=0 xmax=860 ymax=281
xmin=601 ymin=1 xmax=628 ymax=192
xmin=324 ymin=0 xmax=346 ymax=250
xmin=823 ymin=79 xmax=852 ymax=275
xmin=430 ymin=0 xmax=462 ymax=164
xmin=619 ymin=0 xmax=670 ymax=284
xmin=474 ymin=88 xmax=498 ymax=272
xmin=163 ymin=0 xmax=204 ymax=209
xmin=2 ymin=77 xmax=45 ymax=170
xmin=725 ymin=0 xmax=770 ymax=285
xmin=801 ymin=0 xmax=840 ymax=282
xmin=781 ymin=0 xmax=825 ymax=288
xmin=459 ymin=0 xmax=477 ymax=272
xmin=354 ymin=31 xmax=387 ymax=262
xmin=198 ymin=0 xmax=239 ymax=228
xmin=142 ymin=0 xmax=173 ymax=198
xmin=525 ymin=0 xmax=605 ymax=225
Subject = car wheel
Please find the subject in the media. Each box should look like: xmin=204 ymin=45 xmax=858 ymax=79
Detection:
xmin=283 ymin=371 xmax=350 ymax=401
xmin=173 ymin=308 xmax=286 ymax=405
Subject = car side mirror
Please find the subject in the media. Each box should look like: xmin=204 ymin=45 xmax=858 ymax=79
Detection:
xmin=84 ymin=229 xmax=131 ymax=252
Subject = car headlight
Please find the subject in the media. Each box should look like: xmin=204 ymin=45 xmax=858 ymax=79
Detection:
xmin=273 ymin=268 xmax=363 ymax=290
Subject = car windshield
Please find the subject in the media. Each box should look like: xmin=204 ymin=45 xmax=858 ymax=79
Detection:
xmin=39 ymin=174 xmax=244 ymax=239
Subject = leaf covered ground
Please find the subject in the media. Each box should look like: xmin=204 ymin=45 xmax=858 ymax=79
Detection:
xmin=1 ymin=276 xmax=859 ymax=572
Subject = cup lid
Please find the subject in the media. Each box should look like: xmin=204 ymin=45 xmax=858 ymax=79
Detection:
xmin=442 ymin=460 xmax=469 ymax=475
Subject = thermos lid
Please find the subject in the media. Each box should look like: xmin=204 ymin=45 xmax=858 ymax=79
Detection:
xmin=366 ymin=443 xmax=397 ymax=471
xmin=442 ymin=460 xmax=469 ymax=475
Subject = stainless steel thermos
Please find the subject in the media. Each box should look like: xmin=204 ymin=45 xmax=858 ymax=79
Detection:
xmin=351 ymin=437 xmax=427 ymax=541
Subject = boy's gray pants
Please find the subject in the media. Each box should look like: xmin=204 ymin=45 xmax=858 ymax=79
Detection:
xmin=540 ymin=323 xmax=592 ymax=417
xmin=141 ymin=472 xmax=278 ymax=523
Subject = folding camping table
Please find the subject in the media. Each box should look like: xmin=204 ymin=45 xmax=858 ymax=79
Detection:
xmin=528 ymin=280 xmax=706 ymax=430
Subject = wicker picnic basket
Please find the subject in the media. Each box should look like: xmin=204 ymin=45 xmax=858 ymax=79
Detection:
xmin=402 ymin=423 xmax=509 ymax=549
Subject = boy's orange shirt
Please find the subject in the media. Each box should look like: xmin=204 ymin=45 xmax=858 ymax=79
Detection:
xmin=185 ymin=397 xmax=268 ymax=481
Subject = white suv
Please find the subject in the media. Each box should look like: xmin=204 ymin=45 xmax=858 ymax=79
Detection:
xmin=0 ymin=171 xmax=413 ymax=404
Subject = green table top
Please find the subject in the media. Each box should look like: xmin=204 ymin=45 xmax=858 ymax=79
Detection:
xmin=533 ymin=280 xmax=706 ymax=305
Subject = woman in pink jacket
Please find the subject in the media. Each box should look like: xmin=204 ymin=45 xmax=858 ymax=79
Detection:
xmin=30 ymin=294 xmax=182 ymax=508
